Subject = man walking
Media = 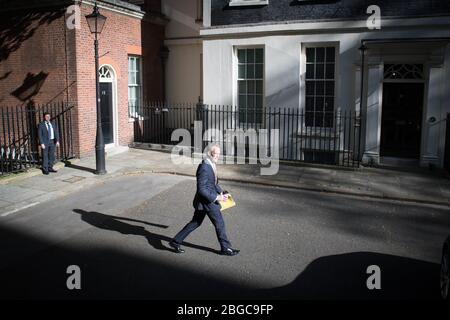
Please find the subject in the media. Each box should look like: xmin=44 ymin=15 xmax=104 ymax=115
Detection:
xmin=38 ymin=112 xmax=60 ymax=175
xmin=169 ymin=144 xmax=239 ymax=256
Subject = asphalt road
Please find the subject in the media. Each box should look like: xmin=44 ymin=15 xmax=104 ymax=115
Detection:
xmin=0 ymin=173 xmax=449 ymax=300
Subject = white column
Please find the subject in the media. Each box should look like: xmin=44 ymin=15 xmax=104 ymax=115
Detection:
xmin=421 ymin=65 xmax=444 ymax=167
xmin=362 ymin=63 xmax=383 ymax=165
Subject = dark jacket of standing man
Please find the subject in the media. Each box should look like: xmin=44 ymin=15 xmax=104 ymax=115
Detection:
xmin=38 ymin=113 xmax=60 ymax=175
xmin=169 ymin=144 xmax=239 ymax=256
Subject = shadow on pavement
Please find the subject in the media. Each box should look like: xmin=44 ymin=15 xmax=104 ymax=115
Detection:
xmin=259 ymin=252 xmax=440 ymax=300
xmin=73 ymin=209 xmax=219 ymax=254
xmin=63 ymin=163 xmax=96 ymax=174
xmin=0 ymin=220 xmax=441 ymax=299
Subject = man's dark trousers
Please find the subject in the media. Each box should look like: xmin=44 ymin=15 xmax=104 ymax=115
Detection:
xmin=173 ymin=207 xmax=231 ymax=251
xmin=42 ymin=139 xmax=56 ymax=172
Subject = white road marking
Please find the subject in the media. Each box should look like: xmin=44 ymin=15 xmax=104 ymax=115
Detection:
xmin=1 ymin=202 xmax=40 ymax=217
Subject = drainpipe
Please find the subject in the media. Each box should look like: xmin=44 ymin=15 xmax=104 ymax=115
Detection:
xmin=358 ymin=43 xmax=367 ymax=163
xmin=160 ymin=46 xmax=170 ymax=102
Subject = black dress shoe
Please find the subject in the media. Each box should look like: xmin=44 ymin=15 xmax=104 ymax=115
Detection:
xmin=220 ymin=248 xmax=240 ymax=256
xmin=169 ymin=241 xmax=185 ymax=253
xmin=43 ymin=171 xmax=49 ymax=175
xmin=48 ymin=168 xmax=58 ymax=173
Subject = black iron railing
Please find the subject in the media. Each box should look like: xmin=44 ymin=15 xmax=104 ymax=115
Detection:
xmin=0 ymin=102 xmax=75 ymax=176
xmin=132 ymin=102 xmax=361 ymax=167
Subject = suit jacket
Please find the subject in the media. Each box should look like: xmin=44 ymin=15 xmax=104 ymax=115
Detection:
xmin=38 ymin=120 xmax=60 ymax=146
xmin=193 ymin=160 xmax=223 ymax=211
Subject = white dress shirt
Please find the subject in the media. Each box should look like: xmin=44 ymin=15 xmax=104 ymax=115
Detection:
xmin=46 ymin=121 xmax=54 ymax=140
xmin=205 ymin=157 xmax=217 ymax=183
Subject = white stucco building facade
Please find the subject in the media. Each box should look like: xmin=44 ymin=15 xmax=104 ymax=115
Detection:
xmin=162 ymin=0 xmax=203 ymax=103
xmin=200 ymin=14 xmax=450 ymax=168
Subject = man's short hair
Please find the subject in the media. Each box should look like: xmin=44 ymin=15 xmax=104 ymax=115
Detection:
xmin=43 ymin=112 xmax=51 ymax=117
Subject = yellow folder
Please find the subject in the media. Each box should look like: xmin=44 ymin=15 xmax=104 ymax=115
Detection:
xmin=219 ymin=194 xmax=236 ymax=212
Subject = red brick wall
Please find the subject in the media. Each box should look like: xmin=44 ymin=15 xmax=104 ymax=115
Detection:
xmin=75 ymin=3 xmax=164 ymax=158
xmin=0 ymin=7 xmax=77 ymax=106
xmin=0 ymin=2 xmax=165 ymax=159
xmin=0 ymin=7 xmax=78 ymax=154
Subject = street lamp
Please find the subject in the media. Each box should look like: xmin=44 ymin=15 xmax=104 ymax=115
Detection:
xmin=86 ymin=2 xmax=107 ymax=175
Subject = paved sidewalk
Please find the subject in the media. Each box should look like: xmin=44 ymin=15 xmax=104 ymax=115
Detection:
xmin=1 ymin=147 xmax=449 ymax=216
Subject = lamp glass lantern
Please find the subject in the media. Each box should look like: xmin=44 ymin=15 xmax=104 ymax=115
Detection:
xmin=85 ymin=4 xmax=107 ymax=35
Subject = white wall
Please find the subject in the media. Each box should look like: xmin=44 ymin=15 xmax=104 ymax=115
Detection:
xmin=165 ymin=42 xmax=203 ymax=103
xmin=162 ymin=0 xmax=203 ymax=103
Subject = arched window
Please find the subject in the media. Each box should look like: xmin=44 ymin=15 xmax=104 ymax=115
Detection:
xmin=99 ymin=66 xmax=113 ymax=82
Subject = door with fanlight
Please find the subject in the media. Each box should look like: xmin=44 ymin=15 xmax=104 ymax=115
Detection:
xmin=99 ymin=66 xmax=116 ymax=146
xmin=381 ymin=64 xmax=425 ymax=159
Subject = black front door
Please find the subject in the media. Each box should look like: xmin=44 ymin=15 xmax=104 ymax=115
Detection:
xmin=100 ymin=82 xmax=113 ymax=145
xmin=380 ymin=83 xmax=424 ymax=158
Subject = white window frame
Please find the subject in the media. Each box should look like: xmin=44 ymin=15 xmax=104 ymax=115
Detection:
xmin=233 ymin=45 xmax=265 ymax=128
xmin=229 ymin=0 xmax=269 ymax=7
xmin=128 ymin=55 xmax=143 ymax=120
xmin=300 ymin=42 xmax=339 ymax=132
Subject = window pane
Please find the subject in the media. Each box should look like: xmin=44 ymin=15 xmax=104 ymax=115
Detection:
xmin=306 ymin=48 xmax=315 ymax=63
xmin=246 ymin=64 xmax=254 ymax=79
xmin=306 ymin=81 xmax=315 ymax=96
xmin=316 ymin=63 xmax=325 ymax=79
xmin=130 ymin=73 xmax=136 ymax=85
xmin=238 ymin=80 xmax=247 ymax=94
xmin=326 ymin=47 xmax=335 ymax=62
xmin=238 ymin=64 xmax=246 ymax=79
xmin=256 ymin=80 xmax=263 ymax=94
xmin=238 ymin=95 xmax=247 ymax=108
xmin=325 ymin=81 xmax=334 ymax=96
xmin=306 ymin=97 xmax=314 ymax=112
xmin=316 ymin=81 xmax=325 ymax=96
xmin=316 ymin=48 xmax=325 ymax=62
xmin=255 ymin=48 xmax=263 ymax=63
xmin=255 ymin=64 xmax=263 ymax=78
xmin=306 ymin=64 xmax=315 ymax=79
xmin=315 ymin=96 xmax=324 ymax=111
xmin=306 ymin=112 xmax=314 ymax=127
xmin=255 ymin=95 xmax=263 ymax=123
xmin=325 ymin=97 xmax=334 ymax=112
xmin=248 ymin=94 xmax=255 ymax=109
xmin=135 ymin=72 xmax=140 ymax=85
xmin=247 ymin=49 xmax=255 ymax=63
xmin=248 ymin=80 xmax=255 ymax=94
xmin=325 ymin=63 xmax=335 ymax=79
xmin=129 ymin=87 xmax=136 ymax=101
xmin=238 ymin=49 xmax=246 ymax=63
xmin=324 ymin=113 xmax=333 ymax=127
xmin=255 ymin=95 xmax=263 ymax=109
xmin=315 ymin=112 xmax=324 ymax=127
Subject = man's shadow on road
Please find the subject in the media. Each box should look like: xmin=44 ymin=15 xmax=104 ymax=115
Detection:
xmin=73 ymin=209 xmax=219 ymax=254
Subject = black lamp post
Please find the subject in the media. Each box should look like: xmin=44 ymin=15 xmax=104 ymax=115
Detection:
xmin=358 ymin=43 xmax=367 ymax=162
xmin=86 ymin=2 xmax=107 ymax=175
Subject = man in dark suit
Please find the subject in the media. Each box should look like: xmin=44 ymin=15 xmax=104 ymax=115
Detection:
xmin=38 ymin=112 xmax=60 ymax=175
xmin=169 ymin=144 xmax=239 ymax=256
